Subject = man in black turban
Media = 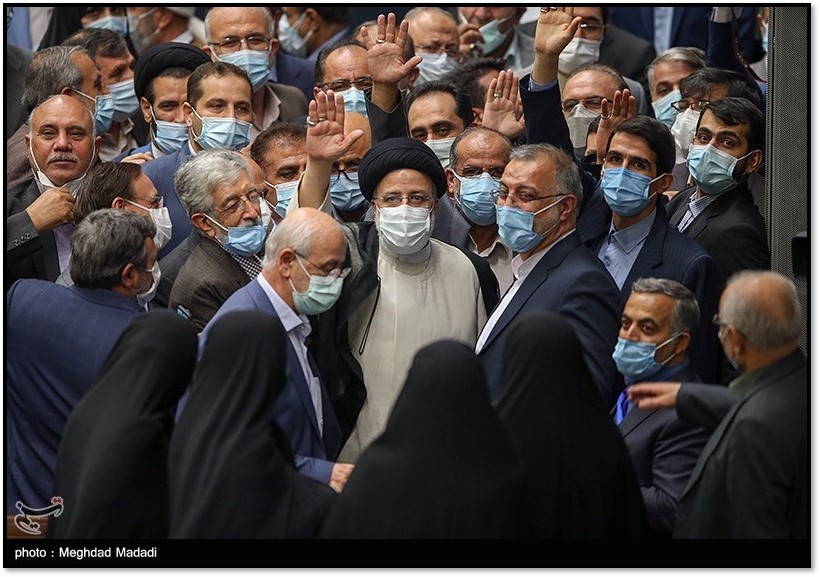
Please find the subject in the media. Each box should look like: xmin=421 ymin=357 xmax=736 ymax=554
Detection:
xmin=278 ymin=92 xmax=498 ymax=464
xmin=114 ymin=42 xmax=210 ymax=162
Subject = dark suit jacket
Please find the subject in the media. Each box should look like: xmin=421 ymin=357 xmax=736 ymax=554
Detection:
xmin=155 ymin=229 xmax=202 ymax=309
xmin=264 ymin=80 xmax=310 ymax=124
xmin=6 ymin=44 xmax=33 ymax=140
xmin=619 ymin=363 xmax=710 ymax=539
xmin=674 ymin=350 xmax=808 ymax=538
xmin=200 ymin=278 xmax=342 ymax=485
xmin=6 ymin=280 xmax=143 ymax=512
xmin=274 ymin=51 xmax=316 ymax=103
xmin=6 ymin=180 xmax=61 ymax=288
xmin=140 ymin=145 xmax=194 ymax=259
xmin=580 ymin=194 xmax=722 ymax=383
xmin=478 ymin=231 xmax=622 ymax=406
xmin=606 ymin=7 xmax=760 ymax=63
xmin=666 ymin=182 xmax=770 ymax=281
xmin=598 ymin=24 xmax=656 ymax=90
xmin=168 ymin=237 xmax=251 ymax=332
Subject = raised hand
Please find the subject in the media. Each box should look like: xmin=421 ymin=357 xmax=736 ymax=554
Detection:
xmin=482 ymin=70 xmax=525 ymax=140
xmin=306 ymin=89 xmax=364 ymax=163
xmin=596 ymin=88 xmax=637 ymax=163
xmin=534 ymin=7 xmax=581 ymax=56
xmin=360 ymin=13 xmax=421 ymax=87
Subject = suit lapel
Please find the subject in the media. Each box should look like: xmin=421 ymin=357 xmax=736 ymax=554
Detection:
xmin=620 ymin=406 xmax=656 ymax=435
xmin=483 ymin=233 xmax=580 ymax=349
xmin=684 ymin=188 xmax=737 ymax=240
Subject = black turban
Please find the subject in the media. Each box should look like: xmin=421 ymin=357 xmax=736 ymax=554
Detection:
xmin=358 ymin=137 xmax=447 ymax=201
xmin=133 ymin=42 xmax=211 ymax=100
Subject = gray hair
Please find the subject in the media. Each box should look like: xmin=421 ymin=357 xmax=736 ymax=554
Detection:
xmin=721 ymin=271 xmax=802 ymax=349
xmin=508 ymin=143 xmax=582 ymax=213
xmin=204 ymin=7 xmax=275 ymax=42
xmin=22 ymin=45 xmax=88 ymax=114
xmin=174 ymin=149 xmax=253 ymax=217
xmin=404 ymin=7 xmax=458 ymax=25
xmin=262 ymin=212 xmax=329 ymax=269
xmin=70 ymin=209 xmax=156 ymax=290
xmin=630 ymin=277 xmax=700 ymax=335
xmin=646 ymin=46 xmax=706 ymax=92
xmin=449 ymin=125 xmax=511 ymax=169
xmin=28 ymin=94 xmax=97 ymax=140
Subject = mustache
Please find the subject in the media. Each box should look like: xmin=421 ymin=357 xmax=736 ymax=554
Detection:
xmin=47 ymin=153 xmax=79 ymax=163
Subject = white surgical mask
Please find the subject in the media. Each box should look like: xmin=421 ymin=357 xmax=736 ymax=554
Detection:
xmin=565 ymin=104 xmax=599 ymax=150
xmin=125 ymin=200 xmax=173 ymax=251
xmin=376 ymin=204 xmax=433 ymax=255
xmin=134 ymin=260 xmax=161 ymax=307
xmin=29 ymin=139 xmax=96 ymax=197
xmin=671 ymin=107 xmax=700 ymax=164
xmin=558 ymin=37 xmax=601 ymax=75
xmin=416 ymin=52 xmax=460 ymax=83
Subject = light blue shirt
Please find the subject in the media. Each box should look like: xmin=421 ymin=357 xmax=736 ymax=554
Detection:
xmin=653 ymin=7 xmax=675 ymax=54
xmin=598 ymin=209 xmax=656 ymax=289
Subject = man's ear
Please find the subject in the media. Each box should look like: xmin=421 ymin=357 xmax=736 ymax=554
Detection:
xmin=471 ymin=106 xmax=483 ymax=126
xmin=744 ymin=149 xmax=764 ymax=175
xmin=652 ymin=173 xmax=675 ymax=195
xmin=111 ymin=196 xmax=128 ymax=209
xmin=445 ymin=168 xmax=458 ymax=198
xmin=139 ymin=96 xmax=153 ymax=124
xmin=120 ymin=262 xmax=141 ymax=291
xmin=279 ymin=247 xmax=297 ymax=278
xmin=191 ymin=213 xmax=216 ymax=237
xmin=674 ymin=332 xmax=691 ymax=356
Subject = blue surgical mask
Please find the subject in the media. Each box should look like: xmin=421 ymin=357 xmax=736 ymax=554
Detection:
xmin=478 ymin=11 xmax=516 ymax=55
xmin=612 ymin=334 xmax=681 ymax=381
xmin=151 ymin=107 xmax=189 ymax=154
xmin=218 ymin=49 xmax=271 ymax=92
xmin=454 ymin=172 xmax=499 ymax=226
xmin=78 ymin=90 xmax=114 ymax=134
xmin=278 ymin=12 xmax=311 ymax=58
xmin=271 ymin=179 xmax=298 ymax=217
xmin=652 ymin=89 xmax=680 ymax=129
xmin=204 ymin=214 xmax=265 ymax=257
xmin=416 ymin=51 xmax=460 ymax=83
xmin=289 ymin=255 xmax=344 ymax=315
xmin=107 ymin=78 xmax=140 ymax=122
xmin=425 ymin=136 xmax=456 ymax=168
xmin=192 ymin=108 xmax=251 ymax=151
xmin=339 ymin=87 xmax=368 ymax=116
xmin=496 ymin=196 xmax=564 ymax=253
xmin=686 ymin=144 xmax=752 ymax=196
xmin=330 ymin=172 xmax=366 ymax=211
xmin=601 ymin=167 xmax=660 ymax=217
xmin=84 ymin=15 xmax=128 ymax=37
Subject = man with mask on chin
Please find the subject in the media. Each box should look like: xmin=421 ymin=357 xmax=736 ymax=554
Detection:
xmin=7 ymin=95 xmax=101 ymax=289
xmin=666 ymin=97 xmax=769 ymax=281
xmin=169 ymin=149 xmax=266 ymax=332
xmin=474 ymin=142 xmax=622 ymax=408
xmin=291 ymin=93 xmax=488 ymax=463
xmin=141 ymin=61 xmax=253 ymax=259
xmin=203 ymin=7 xmax=307 ymax=142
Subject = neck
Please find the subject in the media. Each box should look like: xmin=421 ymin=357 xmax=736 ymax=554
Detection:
xmin=612 ymin=199 xmax=656 ymax=230
xmin=108 ymin=121 xmax=121 ymax=141
xmin=111 ymin=284 xmax=137 ymax=301
xmin=470 ymin=223 xmax=499 ymax=253
xmin=265 ymin=269 xmax=297 ymax=312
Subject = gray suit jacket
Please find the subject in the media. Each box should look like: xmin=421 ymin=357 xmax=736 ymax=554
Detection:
xmin=6 ymin=180 xmax=60 ymax=288
xmin=6 ymin=44 xmax=33 ymax=141
xmin=168 ymin=237 xmax=251 ymax=332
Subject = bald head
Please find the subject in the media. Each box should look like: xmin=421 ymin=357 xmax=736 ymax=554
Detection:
xmin=720 ymin=271 xmax=801 ymax=350
xmin=262 ymin=207 xmax=345 ymax=269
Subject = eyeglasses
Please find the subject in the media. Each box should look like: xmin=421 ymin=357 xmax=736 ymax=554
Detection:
xmin=578 ymin=21 xmax=604 ymax=39
xmin=208 ymin=34 xmax=270 ymax=54
xmin=331 ymin=165 xmax=359 ymax=183
xmin=561 ymin=96 xmax=604 ymax=113
xmin=414 ymin=43 xmax=463 ymax=60
xmin=457 ymin=166 xmax=505 ymax=179
xmin=216 ymin=191 xmax=262 ymax=215
xmin=671 ymin=99 xmax=710 ymax=113
xmin=373 ymin=193 xmax=435 ymax=208
xmin=295 ymin=252 xmax=351 ymax=279
xmin=321 ymin=77 xmax=373 ymax=92
xmin=132 ymin=194 xmax=164 ymax=209
xmin=491 ymin=191 xmax=565 ymax=204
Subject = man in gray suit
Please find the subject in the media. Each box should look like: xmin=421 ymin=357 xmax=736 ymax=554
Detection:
xmin=629 ymin=270 xmax=808 ymax=539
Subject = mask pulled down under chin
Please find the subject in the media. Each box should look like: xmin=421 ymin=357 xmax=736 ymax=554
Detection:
xmin=376 ymin=204 xmax=433 ymax=255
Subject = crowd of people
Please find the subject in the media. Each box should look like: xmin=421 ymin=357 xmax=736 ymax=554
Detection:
xmin=6 ymin=6 xmax=807 ymax=543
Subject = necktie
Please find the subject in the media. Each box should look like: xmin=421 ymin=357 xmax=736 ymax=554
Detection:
xmin=613 ymin=389 xmax=631 ymax=425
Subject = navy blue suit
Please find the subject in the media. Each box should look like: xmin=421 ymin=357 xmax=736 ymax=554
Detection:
xmin=618 ymin=362 xmax=711 ymax=539
xmin=140 ymin=145 xmax=194 ymax=259
xmin=479 ymin=231 xmax=622 ymax=406
xmin=579 ymin=192 xmax=723 ymax=384
xmin=6 ymin=280 xmax=144 ymax=512
xmin=606 ymin=7 xmax=760 ymax=63
xmin=198 ymin=278 xmax=342 ymax=485
xmin=273 ymin=51 xmax=316 ymax=103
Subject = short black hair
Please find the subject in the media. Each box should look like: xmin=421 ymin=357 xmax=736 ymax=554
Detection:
xmin=61 ymin=26 xmax=129 ymax=59
xmin=406 ymin=80 xmax=474 ymax=132
xmin=311 ymin=7 xmax=350 ymax=24
xmin=700 ymin=97 xmax=765 ymax=153
xmin=679 ymin=67 xmax=763 ymax=112
xmin=608 ymin=116 xmax=675 ymax=176
xmin=444 ymin=57 xmax=506 ymax=108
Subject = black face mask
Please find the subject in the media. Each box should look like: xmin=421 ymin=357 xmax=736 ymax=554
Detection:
xmin=581 ymin=153 xmax=603 ymax=180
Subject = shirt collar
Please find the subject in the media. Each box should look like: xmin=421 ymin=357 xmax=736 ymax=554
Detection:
xmin=256 ymin=274 xmax=311 ymax=338
xmin=510 ymin=228 xmax=574 ymax=281
xmin=469 ymin=233 xmax=510 ymax=259
xmin=608 ymin=208 xmax=656 ymax=254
